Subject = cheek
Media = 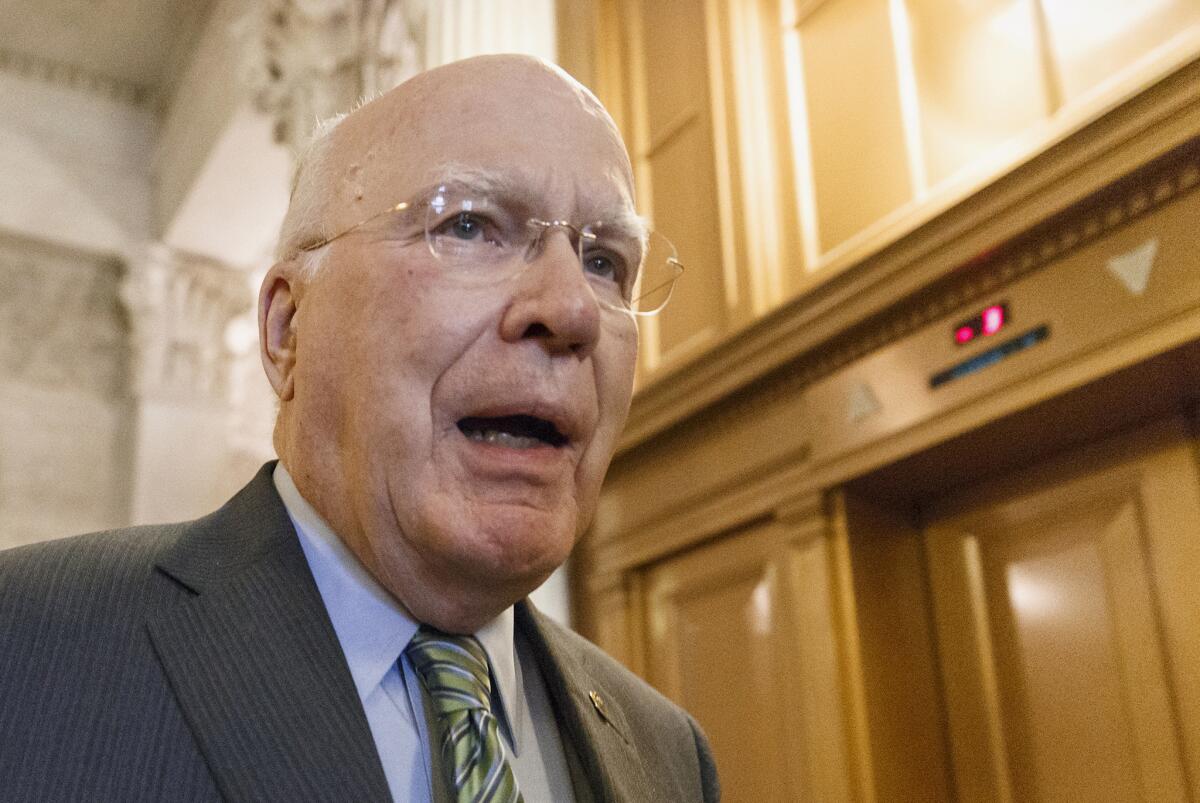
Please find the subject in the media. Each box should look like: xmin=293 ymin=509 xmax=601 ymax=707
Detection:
xmin=293 ymin=298 xmax=360 ymax=403
xmin=581 ymin=327 xmax=638 ymax=483
xmin=357 ymin=273 xmax=479 ymax=377
xmin=599 ymin=325 xmax=638 ymax=419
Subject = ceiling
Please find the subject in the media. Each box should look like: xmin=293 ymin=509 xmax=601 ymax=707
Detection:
xmin=0 ymin=0 xmax=216 ymax=104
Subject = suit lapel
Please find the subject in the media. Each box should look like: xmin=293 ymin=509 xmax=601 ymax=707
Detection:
xmin=146 ymin=464 xmax=391 ymax=802
xmin=516 ymin=603 xmax=654 ymax=802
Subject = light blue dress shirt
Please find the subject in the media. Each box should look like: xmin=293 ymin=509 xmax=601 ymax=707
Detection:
xmin=273 ymin=465 xmax=575 ymax=803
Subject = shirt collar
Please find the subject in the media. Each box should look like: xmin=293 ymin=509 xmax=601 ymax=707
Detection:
xmin=272 ymin=464 xmax=522 ymax=745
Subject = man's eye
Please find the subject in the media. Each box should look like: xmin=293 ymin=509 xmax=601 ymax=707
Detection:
xmin=583 ymin=251 xmax=627 ymax=286
xmin=448 ymin=213 xmax=484 ymax=240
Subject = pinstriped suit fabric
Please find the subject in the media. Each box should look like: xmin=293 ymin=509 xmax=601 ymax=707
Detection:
xmin=0 ymin=467 xmax=392 ymax=802
xmin=0 ymin=527 xmax=219 ymax=801
xmin=0 ymin=464 xmax=720 ymax=802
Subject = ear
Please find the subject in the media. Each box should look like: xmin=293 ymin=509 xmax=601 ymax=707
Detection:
xmin=259 ymin=260 xmax=301 ymax=401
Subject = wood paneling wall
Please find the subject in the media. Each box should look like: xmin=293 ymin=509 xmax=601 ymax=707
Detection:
xmin=560 ymin=2 xmax=1200 ymax=798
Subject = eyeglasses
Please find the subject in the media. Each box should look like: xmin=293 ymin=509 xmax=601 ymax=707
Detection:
xmin=299 ymin=180 xmax=683 ymax=316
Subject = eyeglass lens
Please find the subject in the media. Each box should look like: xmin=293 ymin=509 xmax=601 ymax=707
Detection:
xmin=424 ymin=184 xmax=680 ymax=315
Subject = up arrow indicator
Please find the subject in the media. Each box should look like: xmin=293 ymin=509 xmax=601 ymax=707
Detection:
xmin=1105 ymin=238 xmax=1158 ymax=296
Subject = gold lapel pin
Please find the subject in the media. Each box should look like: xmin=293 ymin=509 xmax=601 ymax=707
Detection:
xmin=588 ymin=690 xmax=609 ymax=720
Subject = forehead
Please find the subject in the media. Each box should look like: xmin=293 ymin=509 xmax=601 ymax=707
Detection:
xmin=326 ymin=63 xmax=636 ymax=224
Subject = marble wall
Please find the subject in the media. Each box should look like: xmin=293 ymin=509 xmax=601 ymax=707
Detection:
xmin=0 ymin=233 xmax=133 ymax=548
xmin=0 ymin=37 xmax=271 ymax=547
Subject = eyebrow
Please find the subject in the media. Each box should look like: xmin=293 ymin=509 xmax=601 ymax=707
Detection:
xmin=424 ymin=163 xmax=650 ymax=243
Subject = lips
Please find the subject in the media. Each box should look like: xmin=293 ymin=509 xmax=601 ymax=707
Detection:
xmin=457 ymin=414 xmax=569 ymax=448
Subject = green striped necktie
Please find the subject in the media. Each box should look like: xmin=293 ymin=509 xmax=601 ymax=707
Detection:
xmin=407 ymin=627 xmax=524 ymax=803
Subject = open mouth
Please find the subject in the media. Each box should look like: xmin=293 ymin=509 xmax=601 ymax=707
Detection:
xmin=457 ymin=415 xmax=569 ymax=449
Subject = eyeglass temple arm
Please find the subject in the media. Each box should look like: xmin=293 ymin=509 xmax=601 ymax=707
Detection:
xmin=300 ymin=202 xmax=411 ymax=252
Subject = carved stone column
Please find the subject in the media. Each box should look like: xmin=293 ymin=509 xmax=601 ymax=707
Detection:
xmin=120 ymin=243 xmax=258 ymax=524
xmin=0 ymin=235 xmax=131 ymax=547
xmin=240 ymin=0 xmax=427 ymax=151
xmin=240 ymin=0 xmax=558 ymax=153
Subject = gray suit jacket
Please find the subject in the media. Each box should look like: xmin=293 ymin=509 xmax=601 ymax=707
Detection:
xmin=0 ymin=463 xmax=719 ymax=802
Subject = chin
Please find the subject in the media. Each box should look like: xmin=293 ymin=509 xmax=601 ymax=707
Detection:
xmin=397 ymin=484 xmax=584 ymax=614
xmin=451 ymin=504 xmax=575 ymax=587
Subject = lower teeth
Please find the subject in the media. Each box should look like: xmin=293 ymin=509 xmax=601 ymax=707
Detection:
xmin=467 ymin=429 xmax=542 ymax=449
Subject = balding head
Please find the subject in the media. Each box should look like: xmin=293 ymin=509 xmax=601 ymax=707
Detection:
xmin=258 ymin=54 xmax=641 ymax=633
xmin=278 ymin=55 xmax=633 ymax=267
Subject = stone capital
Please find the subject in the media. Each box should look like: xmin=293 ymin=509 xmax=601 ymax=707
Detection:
xmin=120 ymin=243 xmax=253 ymax=403
xmin=240 ymin=0 xmax=427 ymax=151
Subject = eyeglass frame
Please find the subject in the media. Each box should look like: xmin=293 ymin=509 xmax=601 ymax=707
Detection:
xmin=296 ymin=184 xmax=683 ymax=317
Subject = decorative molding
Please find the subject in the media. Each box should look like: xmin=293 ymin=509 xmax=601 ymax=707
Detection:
xmin=120 ymin=243 xmax=253 ymax=403
xmin=788 ymin=0 xmax=832 ymax=28
xmin=774 ymin=491 xmax=824 ymax=530
xmin=238 ymin=0 xmax=426 ymax=150
xmin=747 ymin=140 xmax=1200 ymax=411
xmin=0 ymin=47 xmax=149 ymax=106
xmin=238 ymin=0 xmax=557 ymax=150
xmin=579 ymin=565 xmax=628 ymax=597
xmin=0 ymin=235 xmax=127 ymax=399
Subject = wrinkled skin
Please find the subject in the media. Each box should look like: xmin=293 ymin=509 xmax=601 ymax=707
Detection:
xmin=259 ymin=55 xmax=639 ymax=633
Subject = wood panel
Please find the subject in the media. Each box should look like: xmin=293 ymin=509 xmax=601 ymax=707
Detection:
xmin=1041 ymin=0 xmax=1200 ymax=104
xmin=642 ymin=521 xmax=796 ymax=802
xmin=641 ymin=506 xmax=860 ymax=802
xmin=795 ymin=0 xmax=914 ymax=254
xmin=642 ymin=121 xmax=727 ymax=368
xmin=707 ymin=0 xmax=805 ymax=308
xmin=576 ymin=570 xmax=646 ymax=676
xmin=842 ymin=491 xmax=953 ymax=802
xmin=621 ymin=0 xmax=731 ymax=379
xmin=905 ymin=0 xmax=1049 ymax=186
xmin=924 ymin=417 xmax=1200 ymax=801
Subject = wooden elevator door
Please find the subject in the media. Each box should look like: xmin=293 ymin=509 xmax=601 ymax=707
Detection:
xmin=640 ymin=518 xmax=829 ymax=802
xmin=923 ymin=417 xmax=1200 ymax=802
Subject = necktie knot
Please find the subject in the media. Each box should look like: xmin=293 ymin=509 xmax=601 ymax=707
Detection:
xmin=406 ymin=627 xmax=493 ymax=715
xmin=406 ymin=626 xmax=523 ymax=802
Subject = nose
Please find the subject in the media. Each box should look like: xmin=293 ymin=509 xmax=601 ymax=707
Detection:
xmin=498 ymin=227 xmax=602 ymax=359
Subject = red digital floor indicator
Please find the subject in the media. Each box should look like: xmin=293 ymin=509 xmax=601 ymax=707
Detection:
xmin=954 ymin=303 xmax=1009 ymax=345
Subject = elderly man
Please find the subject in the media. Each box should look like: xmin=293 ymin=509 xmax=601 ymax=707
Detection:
xmin=0 ymin=55 xmax=717 ymax=802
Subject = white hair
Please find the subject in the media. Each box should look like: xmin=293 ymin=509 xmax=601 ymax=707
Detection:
xmin=274 ymin=112 xmax=348 ymax=277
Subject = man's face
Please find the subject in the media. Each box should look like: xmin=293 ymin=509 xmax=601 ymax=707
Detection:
xmin=272 ymin=59 xmax=639 ymax=628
